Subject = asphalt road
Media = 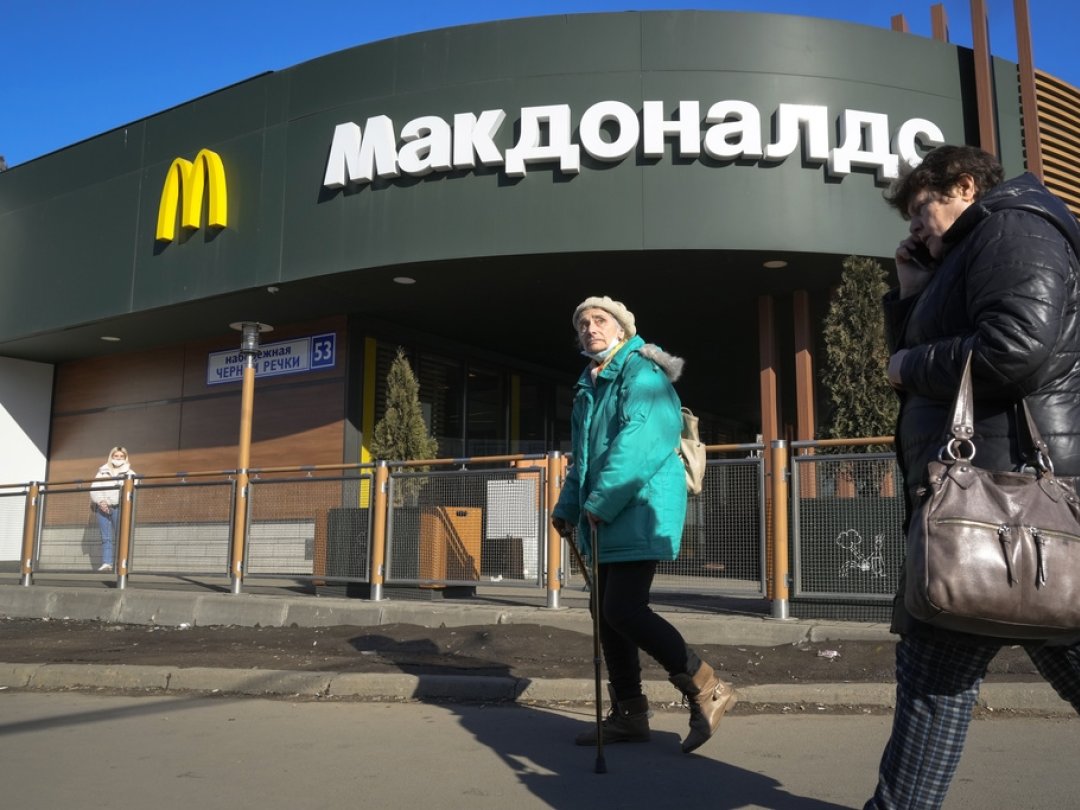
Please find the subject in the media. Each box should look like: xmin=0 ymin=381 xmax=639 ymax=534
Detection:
xmin=1 ymin=691 xmax=1076 ymax=810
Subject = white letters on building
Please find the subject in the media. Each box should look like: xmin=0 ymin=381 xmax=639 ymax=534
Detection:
xmin=894 ymin=117 xmax=946 ymax=168
xmin=764 ymin=104 xmax=830 ymax=162
xmin=322 ymin=117 xmax=400 ymax=188
xmin=642 ymin=100 xmax=702 ymax=158
xmin=323 ymin=100 xmax=946 ymax=188
xmin=703 ymin=100 xmax=763 ymax=160
xmin=452 ymin=110 xmax=507 ymax=169
xmin=397 ymin=116 xmax=453 ymax=176
xmin=829 ymin=109 xmax=900 ymax=181
xmin=505 ymin=105 xmax=581 ymax=177
xmin=579 ymin=101 xmax=640 ymax=161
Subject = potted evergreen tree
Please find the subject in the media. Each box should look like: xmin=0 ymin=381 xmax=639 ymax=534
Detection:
xmin=821 ymin=255 xmax=898 ymax=496
xmin=370 ymin=348 xmax=439 ymax=505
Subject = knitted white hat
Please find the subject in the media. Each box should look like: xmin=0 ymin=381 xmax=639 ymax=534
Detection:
xmin=572 ymin=296 xmax=637 ymax=338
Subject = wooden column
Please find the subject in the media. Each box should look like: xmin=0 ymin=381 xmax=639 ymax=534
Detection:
xmin=1013 ymin=0 xmax=1044 ymax=178
xmin=758 ymin=295 xmax=779 ymax=453
xmin=759 ymin=295 xmax=780 ymax=600
xmin=792 ymin=291 xmax=815 ymax=444
xmin=970 ymin=0 xmax=998 ymax=154
xmin=931 ymin=4 xmax=950 ymax=41
xmin=793 ymin=291 xmax=817 ymax=498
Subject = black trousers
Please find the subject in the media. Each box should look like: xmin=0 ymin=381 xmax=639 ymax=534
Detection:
xmin=595 ymin=560 xmax=698 ymax=701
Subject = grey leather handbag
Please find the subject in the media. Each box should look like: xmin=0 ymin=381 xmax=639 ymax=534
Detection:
xmin=905 ymin=352 xmax=1080 ymax=638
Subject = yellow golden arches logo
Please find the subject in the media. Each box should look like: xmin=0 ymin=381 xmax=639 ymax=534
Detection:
xmin=155 ymin=148 xmax=228 ymax=242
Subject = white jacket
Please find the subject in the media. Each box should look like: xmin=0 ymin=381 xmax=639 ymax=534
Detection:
xmin=90 ymin=464 xmax=133 ymax=507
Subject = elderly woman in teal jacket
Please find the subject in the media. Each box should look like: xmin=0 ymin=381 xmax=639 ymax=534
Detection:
xmin=552 ymin=296 xmax=735 ymax=754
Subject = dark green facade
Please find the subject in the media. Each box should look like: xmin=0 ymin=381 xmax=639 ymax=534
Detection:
xmin=0 ymin=11 xmax=1026 ymax=435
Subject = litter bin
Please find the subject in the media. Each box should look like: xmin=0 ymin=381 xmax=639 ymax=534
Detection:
xmin=419 ymin=506 xmax=482 ymax=585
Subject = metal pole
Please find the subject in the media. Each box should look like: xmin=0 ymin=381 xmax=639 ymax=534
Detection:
xmin=369 ymin=461 xmax=389 ymax=601
xmin=229 ymin=321 xmax=271 ymax=595
xmin=545 ymin=450 xmax=562 ymax=609
xmin=770 ymin=439 xmax=791 ymax=620
xmin=19 ymin=482 xmax=39 ymax=587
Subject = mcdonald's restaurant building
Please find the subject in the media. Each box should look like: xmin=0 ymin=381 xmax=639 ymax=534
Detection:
xmin=1 ymin=8 xmax=1078 ymax=561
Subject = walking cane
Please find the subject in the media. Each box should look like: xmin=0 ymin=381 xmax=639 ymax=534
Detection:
xmin=588 ymin=523 xmax=607 ymax=774
xmin=565 ymin=527 xmax=606 ymax=774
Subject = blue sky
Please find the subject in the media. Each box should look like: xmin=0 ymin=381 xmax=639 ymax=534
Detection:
xmin=2 ymin=1 xmax=1076 ymax=167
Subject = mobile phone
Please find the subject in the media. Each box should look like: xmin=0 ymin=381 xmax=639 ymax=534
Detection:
xmin=909 ymin=242 xmax=934 ymax=269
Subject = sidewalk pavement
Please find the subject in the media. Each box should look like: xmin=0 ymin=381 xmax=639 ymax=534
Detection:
xmin=0 ymin=581 xmax=1069 ymax=714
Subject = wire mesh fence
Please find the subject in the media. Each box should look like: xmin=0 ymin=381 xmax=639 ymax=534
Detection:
xmin=385 ymin=466 xmax=545 ymax=590
xmin=6 ymin=444 xmax=908 ymax=613
xmin=247 ymin=473 xmax=373 ymax=579
xmin=0 ymin=486 xmax=29 ymax=565
xmin=791 ymin=451 xmax=905 ymax=602
xmin=129 ymin=480 xmax=235 ymax=574
xmin=36 ymin=482 xmax=109 ymax=573
xmin=656 ymin=457 xmax=766 ymax=594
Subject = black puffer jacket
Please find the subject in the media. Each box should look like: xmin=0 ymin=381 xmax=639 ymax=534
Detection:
xmin=885 ymin=172 xmax=1080 ymax=640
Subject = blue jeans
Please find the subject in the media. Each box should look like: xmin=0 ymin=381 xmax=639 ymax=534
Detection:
xmin=96 ymin=506 xmax=119 ymax=566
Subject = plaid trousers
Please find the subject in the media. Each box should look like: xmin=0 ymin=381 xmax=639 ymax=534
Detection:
xmin=865 ymin=633 xmax=1080 ymax=809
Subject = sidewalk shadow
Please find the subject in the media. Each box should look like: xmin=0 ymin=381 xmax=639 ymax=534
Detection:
xmin=349 ymin=634 xmax=853 ymax=810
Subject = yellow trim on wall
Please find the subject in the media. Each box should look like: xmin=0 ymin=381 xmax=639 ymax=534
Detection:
xmin=358 ymin=337 xmax=378 ymax=507
xmin=361 ymin=337 xmax=378 ymax=464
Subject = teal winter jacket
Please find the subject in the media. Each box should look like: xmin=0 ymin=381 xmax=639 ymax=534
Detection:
xmin=552 ymin=335 xmax=687 ymax=563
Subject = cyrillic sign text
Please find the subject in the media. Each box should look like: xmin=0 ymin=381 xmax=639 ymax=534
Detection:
xmin=207 ymin=333 xmax=336 ymax=385
xmin=323 ymin=100 xmax=945 ymax=190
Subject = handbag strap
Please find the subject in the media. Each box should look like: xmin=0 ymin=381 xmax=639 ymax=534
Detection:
xmin=947 ymin=351 xmax=1054 ymax=473
xmin=948 ymin=352 xmax=977 ymax=448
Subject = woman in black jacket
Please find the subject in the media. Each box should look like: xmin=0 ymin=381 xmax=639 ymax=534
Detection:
xmin=865 ymin=145 xmax=1080 ymax=809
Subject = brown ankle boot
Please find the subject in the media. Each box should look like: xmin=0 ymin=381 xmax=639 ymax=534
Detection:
xmin=669 ymin=661 xmax=737 ymax=754
xmin=574 ymin=686 xmax=651 ymax=745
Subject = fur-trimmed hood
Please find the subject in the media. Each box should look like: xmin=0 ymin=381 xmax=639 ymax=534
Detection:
xmin=638 ymin=342 xmax=684 ymax=382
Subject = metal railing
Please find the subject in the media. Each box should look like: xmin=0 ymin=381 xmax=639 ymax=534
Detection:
xmin=788 ymin=437 xmax=902 ymax=610
xmin=1 ymin=439 xmax=901 ymax=616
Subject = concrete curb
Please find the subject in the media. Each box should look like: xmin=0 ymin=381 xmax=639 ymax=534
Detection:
xmin=2 ymin=584 xmax=1071 ymax=714
xmin=0 ymin=584 xmax=891 ymax=647
xmin=0 ymin=662 xmax=1070 ymax=713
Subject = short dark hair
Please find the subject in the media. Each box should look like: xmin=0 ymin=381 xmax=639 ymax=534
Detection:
xmin=884 ymin=144 xmax=1004 ymax=219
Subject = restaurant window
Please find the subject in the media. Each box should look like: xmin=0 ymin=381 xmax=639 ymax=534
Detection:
xmin=465 ymin=364 xmax=505 ymax=456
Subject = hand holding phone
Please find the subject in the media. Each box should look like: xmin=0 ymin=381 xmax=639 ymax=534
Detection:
xmin=896 ymin=237 xmax=935 ymax=299
xmin=908 ymin=241 xmax=934 ymax=270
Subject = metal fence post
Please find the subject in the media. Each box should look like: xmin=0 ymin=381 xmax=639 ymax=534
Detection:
xmin=115 ymin=474 xmax=135 ymax=589
xmin=369 ymin=460 xmax=389 ymax=601
xmin=544 ymin=450 xmax=562 ymax=609
xmin=770 ymin=439 xmax=791 ymax=620
xmin=19 ymin=482 xmax=38 ymax=586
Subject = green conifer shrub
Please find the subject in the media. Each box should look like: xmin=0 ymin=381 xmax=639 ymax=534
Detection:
xmin=821 ymin=256 xmax=899 ymax=496
xmin=370 ymin=348 xmax=439 ymax=462
xmin=821 ymin=255 xmax=898 ymax=444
